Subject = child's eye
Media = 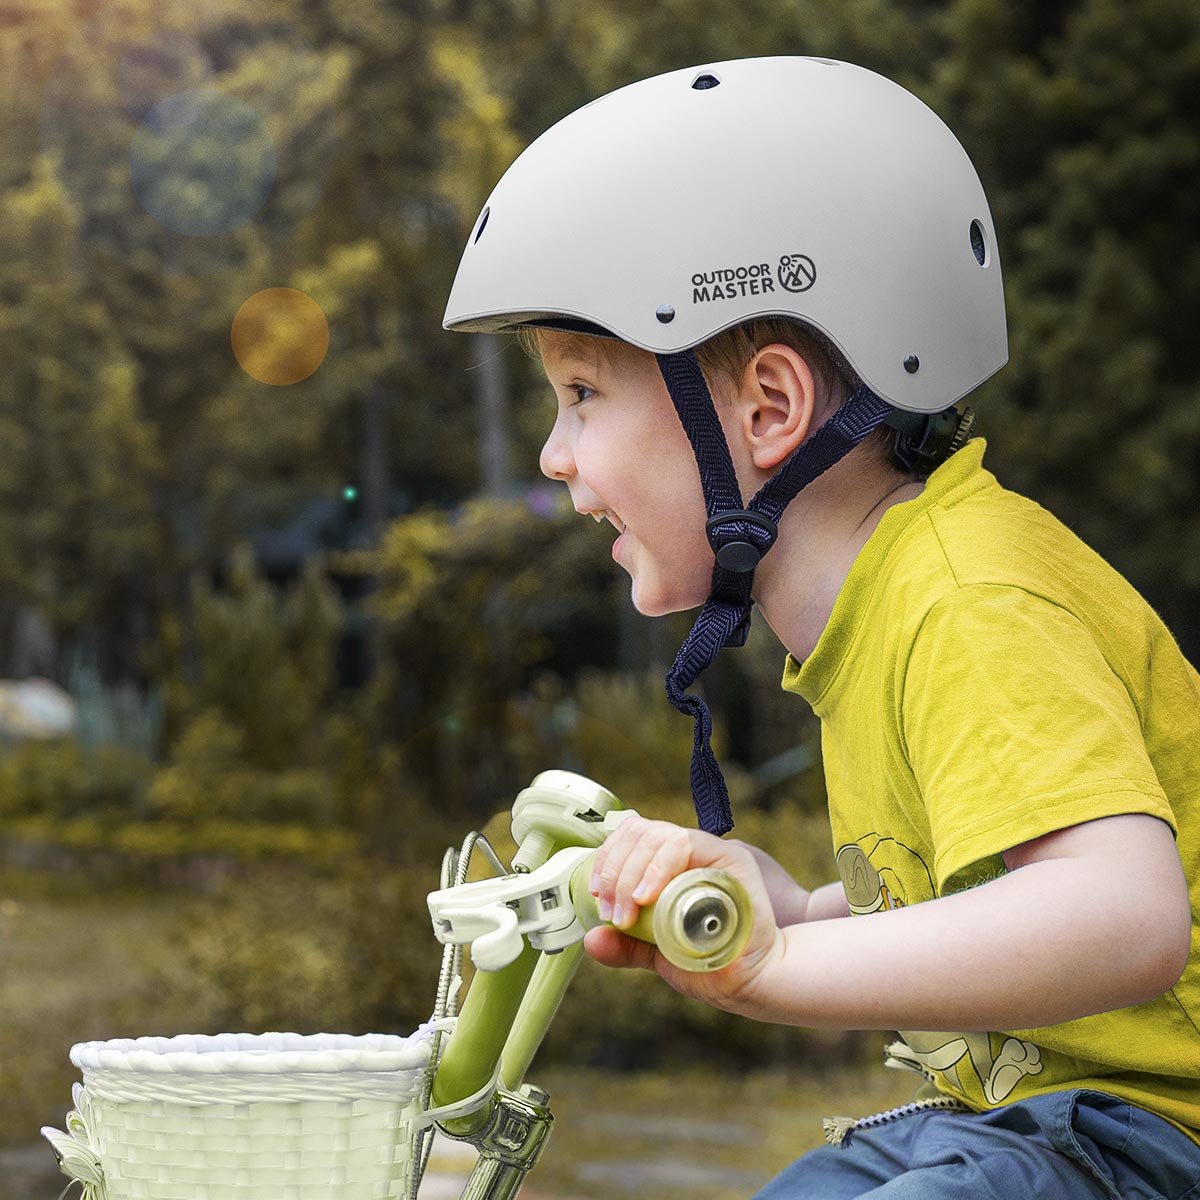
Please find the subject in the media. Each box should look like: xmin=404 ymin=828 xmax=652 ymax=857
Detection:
xmin=569 ymin=383 xmax=595 ymax=406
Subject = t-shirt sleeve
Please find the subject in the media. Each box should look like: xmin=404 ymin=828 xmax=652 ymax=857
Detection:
xmin=901 ymin=584 xmax=1176 ymax=892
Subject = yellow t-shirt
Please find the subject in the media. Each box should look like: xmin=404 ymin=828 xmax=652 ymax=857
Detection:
xmin=782 ymin=438 xmax=1200 ymax=1139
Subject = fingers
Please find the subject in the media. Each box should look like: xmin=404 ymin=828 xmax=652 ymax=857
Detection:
xmin=584 ymin=817 xmax=786 ymax=1012
xmin=632 ymin=830 xmax=696 ymax=907
xmin=589 ymin=816 xmax=707 ymax=930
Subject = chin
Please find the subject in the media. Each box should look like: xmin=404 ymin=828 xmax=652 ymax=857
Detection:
xmin=628 ymin=576 xmax=707 ymax=619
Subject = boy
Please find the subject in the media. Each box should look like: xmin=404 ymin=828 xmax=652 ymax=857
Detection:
xmin=442 ymin=58 xmax=1200 ymax=1197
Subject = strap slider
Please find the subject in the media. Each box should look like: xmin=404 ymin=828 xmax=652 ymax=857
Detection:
xmin=727 ymin=605 xmax=753 ymax=648
xmin=705 ymin=510 xmax=779 ymax=573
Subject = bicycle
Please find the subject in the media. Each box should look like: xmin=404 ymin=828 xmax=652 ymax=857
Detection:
xmin=43 ymin=771 xmax=751 ymax=1200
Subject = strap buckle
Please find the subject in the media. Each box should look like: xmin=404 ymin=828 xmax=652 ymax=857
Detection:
xmin=886 ymin=406 xmax=976 ymax=475
xmin=705 ymin=510 xmax=779 ymax=573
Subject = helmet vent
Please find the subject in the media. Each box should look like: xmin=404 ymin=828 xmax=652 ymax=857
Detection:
xmin=473 ymin=206 xmax=490 ymax=244
xmin=691 ymin=72 xmax=721 ymax=90
xmin=969 ymin=219 xmax=987 ymax=266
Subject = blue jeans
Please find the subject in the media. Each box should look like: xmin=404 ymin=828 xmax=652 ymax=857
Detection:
xmin=753 ymin=1092 xmax=1200 ymax=1199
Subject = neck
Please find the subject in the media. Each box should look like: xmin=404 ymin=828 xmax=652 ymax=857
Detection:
xmin=751 ymin=458 xmax=924 ymax=660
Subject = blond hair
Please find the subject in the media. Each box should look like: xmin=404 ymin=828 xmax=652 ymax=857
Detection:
xmin=517 ymin=320 xmax=903 ymax=470
xmin=520 ymin=318 xmax=851 ymax=388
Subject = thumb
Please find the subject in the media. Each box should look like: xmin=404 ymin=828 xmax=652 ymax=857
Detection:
xmin=584 ymin=925 xmax=659 ymax=971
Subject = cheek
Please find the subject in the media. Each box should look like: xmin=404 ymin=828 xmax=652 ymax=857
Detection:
xmin=636 ymin=421 xmax=708 ymax=515
xmin=632 ymin=440 xmax=710 ymax=554
xmin=581 ymin=407 xmax=712 ymax=566
xmin=629 ymin=511 xmax=715 ymax=616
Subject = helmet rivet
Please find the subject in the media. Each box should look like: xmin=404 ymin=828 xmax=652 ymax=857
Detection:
xmin=656 ymin=304 xmax=676 ymax=323
xmin=903 ymin=354 xmax=920 ymax=374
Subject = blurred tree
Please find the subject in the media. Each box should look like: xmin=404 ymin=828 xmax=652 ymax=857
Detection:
xmin=0 ymin=155 xmax=161 ymax=675
xmin=357 ymin=495 xmax=623 ymax=821
xmin=154 ymin=543 xmax=341 ymax=768
xmin=921 ymin=0 xmax=1200 ymax=657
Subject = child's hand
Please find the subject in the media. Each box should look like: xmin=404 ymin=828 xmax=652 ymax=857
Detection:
xmin=585 ymin=815 xmax=784 ymax=1015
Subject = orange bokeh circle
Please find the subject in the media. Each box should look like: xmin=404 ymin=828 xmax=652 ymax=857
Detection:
xmin=231 ymin=287 xmax=330 ymax=385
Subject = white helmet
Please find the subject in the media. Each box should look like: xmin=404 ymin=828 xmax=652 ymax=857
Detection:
xmin=443 ymin=58 xmax=1009 ymax=835
xmin=444 ymin=55 xmax=1007 ymax=414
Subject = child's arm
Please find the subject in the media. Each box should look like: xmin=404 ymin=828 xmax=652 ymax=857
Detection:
xmin=586 ymin=812 xmax=1191 ymax=1031
xmin=729 ymin=840 xmax=849 ymax=925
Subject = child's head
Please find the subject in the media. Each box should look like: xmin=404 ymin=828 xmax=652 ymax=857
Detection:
xmin=443 ymin=56 xmax=1008 ymax=832
xmin=524 ymin=319 xmax=906 ymax=616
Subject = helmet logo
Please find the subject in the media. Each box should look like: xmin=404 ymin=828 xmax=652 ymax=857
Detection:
xmin=778 ymin=254 xmax=817 ymax=293
xmin=691 ymin=261 xmax=776 ymax=304
xmin=688 ymin=254 xmax=817 ymax=304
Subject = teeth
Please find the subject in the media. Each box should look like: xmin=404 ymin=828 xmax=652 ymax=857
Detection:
xmin=585 ymin=509 xmax=625 ymax=533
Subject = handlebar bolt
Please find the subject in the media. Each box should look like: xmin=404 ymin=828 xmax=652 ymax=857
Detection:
xmin=679 ymin=889 xmax=735 ymax=951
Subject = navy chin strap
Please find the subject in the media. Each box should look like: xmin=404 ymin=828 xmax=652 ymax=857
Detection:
xmin=656 ymin=350 xmax=894 ymax=836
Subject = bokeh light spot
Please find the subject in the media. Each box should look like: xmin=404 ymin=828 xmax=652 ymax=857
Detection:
xmin=130 ymin=89 xmax=277 ymax=236
xmin=231 ymin=288 xmax=330 ymax=386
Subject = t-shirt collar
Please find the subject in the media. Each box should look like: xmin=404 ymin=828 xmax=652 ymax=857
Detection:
xmin=782 ymin=438 xmax=992 ymax=708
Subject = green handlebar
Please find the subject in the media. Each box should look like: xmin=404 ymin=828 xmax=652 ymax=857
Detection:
xmin=431 ymin=856 xmax=754 ymax=1124
xmin=568 ymin=855 xmax=753 ymax=972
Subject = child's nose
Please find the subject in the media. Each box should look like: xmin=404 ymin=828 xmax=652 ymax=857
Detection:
xmin=539 ymin=416 xmax=575 ymax=482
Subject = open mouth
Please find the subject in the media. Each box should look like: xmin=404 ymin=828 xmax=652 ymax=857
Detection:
xmin=589 ymin=509 xmax=626 ymax=535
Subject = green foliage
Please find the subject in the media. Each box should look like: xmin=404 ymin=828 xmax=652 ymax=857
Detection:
xmin=170 ymin=861 xmax=441 ymax=1035
xmin=4 ymin=813 xmax=357 ymax=866
xmin=430 ymin=25 xmax=524 ymax=224
xmin=0 ymin=155 xmax=161 ymax=632
xmin=360 ymin=495 xmax=625 ymax=817
xmin=512 ymin=670 xmax=702 ymax=803
xmin=157 ymin=545 xmax=343 ymax=768
xmin=0 ymin=740 xmax=151 ymax=820
xmin=0 ymin=547 xmax=369 ymax=868
xmin=147 ymin=710 xmax=336 ymax=825
xmin=140 ymin=545 xmax=390 ymax=834
xmin=0 ymin=727 xmax=360 ymax=871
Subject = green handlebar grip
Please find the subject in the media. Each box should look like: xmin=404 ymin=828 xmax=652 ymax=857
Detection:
xmin=568 ymin=854 xmax=752 ymax=972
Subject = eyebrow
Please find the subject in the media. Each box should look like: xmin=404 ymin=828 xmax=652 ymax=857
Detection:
xmin=545 ymin=350 xmax=602 ymax=375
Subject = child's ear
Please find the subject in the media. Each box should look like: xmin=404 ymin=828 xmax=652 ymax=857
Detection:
xmin=737 ymin=345 xmax=817 ymax=471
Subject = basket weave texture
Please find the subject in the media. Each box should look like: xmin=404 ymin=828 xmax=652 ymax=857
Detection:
xmin=43 ymin=1030 xmax=434 ymax=1200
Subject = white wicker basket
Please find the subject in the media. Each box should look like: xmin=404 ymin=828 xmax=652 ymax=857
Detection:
xmin=41 ymin=1029 xmax=435 ymax=1200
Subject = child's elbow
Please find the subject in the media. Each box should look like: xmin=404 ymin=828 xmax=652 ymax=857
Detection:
xmin=1135 ymin=896 xmax=1192 ymax=1002
xmin=1123 ymin=827 xmax=1194 ymax=1003
xmin=1158 ymin=918 xmax=1191 ymax=995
